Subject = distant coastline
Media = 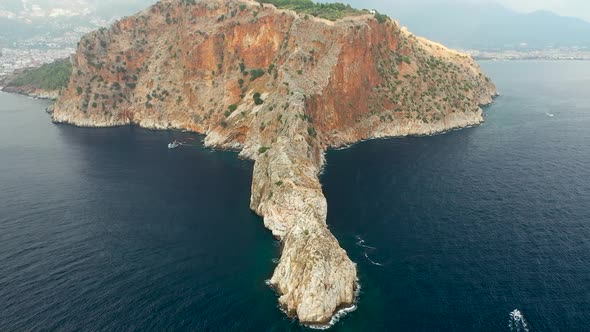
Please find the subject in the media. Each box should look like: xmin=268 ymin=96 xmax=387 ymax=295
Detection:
xmin=0 ymin=58 xmax=70 ymax=100
xmin=466 ymin=49 xmax=590 ymax=61
xmin=0 ymin=86 xmax=59 ymax=100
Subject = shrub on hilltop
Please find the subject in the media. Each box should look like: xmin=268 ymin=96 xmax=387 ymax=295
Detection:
xmin=260 ymin=0 xmax=364 ymax=21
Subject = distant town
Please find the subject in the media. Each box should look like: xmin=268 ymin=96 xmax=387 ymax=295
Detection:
xmin=0 ymin=48 xmax=75 ymax=78
xmin=467 ymin=48 xmax=590 ymax=61
xmin=0 ymin=15 xmax=108 ymax=79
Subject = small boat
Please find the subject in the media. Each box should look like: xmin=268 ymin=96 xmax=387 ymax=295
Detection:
xmin=545 ymin=113 xmax=555 ymax=118
xmin=168 ymin=141 xmax=181 ymax=149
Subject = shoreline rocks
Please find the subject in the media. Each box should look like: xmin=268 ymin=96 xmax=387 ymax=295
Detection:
xmin=49 ymin=0 xmax=497 ymax=325
xmin=0 ymin=86 xmax=60 ymax=100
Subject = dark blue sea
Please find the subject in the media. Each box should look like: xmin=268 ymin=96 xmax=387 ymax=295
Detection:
xmin=1 ymin=61 xmax=589 ymax=331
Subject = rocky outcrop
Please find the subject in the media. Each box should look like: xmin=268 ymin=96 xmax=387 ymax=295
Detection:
xmin=0 ymin=58 xmax=71 ymax=100
xmin=51 ymin=0 xmax=496 ymax=325
xmin=0 ymin=85 xmax=60 ymax=100
xmin=0 ymin=72 xmax=60 ymax=99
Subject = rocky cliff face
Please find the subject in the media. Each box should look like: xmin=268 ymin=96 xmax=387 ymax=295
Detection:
xmin=52 ymin=0 xmax=496 ymax=325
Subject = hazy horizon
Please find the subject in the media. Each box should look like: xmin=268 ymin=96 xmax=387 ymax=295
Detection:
xmin=1 ymin=0 xmax=589 ymax=23
xmin=323 ymin=0 xmax=590 ymax=22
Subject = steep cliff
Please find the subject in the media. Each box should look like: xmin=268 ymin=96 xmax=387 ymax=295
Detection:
xmin=52 ymin=0 xmax=496 ymax=325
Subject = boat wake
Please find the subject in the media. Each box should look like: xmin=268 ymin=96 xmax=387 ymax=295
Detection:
xmin=355 ymin=235 xmax=386 ymax=266
xmin=509 ymin=309 xmax=529 ymax=332
xmin=364 ymin=252 xmax=384 ymax=266
xmin=168 ymin=138 xmax=201 ymax=149
xmin=355 ymin=235 xmax=376 ymax=249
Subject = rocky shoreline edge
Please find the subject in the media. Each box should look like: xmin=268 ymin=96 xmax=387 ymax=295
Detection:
xmin=0 ymin=86 xmax=59 ymax=100
xmin=46 ymin=0 xmax=498 ymax=324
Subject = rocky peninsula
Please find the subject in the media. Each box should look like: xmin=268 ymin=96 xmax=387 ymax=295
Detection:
xmin=0 ymin=59 xmax=71 ymax=100
xmin=51 ymin=0 xmax=496 ymax=325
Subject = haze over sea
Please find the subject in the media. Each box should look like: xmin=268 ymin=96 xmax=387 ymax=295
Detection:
xmin=1 ymin=61 xmax=589 ymax=331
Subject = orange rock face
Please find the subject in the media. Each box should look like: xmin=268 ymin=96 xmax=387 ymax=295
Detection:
xmin=52 ymin=0 xmax=496 ymax=326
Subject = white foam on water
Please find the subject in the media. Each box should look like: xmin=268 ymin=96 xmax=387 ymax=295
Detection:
xmin=265 ymin=246 xmax=363 ymax=329
xmin=359 ymin=243 xmax=376 ymax=250
xmin=356 ymin=235 xmax=385 ymax=266
xmin=364 ymin=252 xmax=384 ymax=266
xmin=271 ymin=258 xmax=280 ymax=264
xmin=355 ymin=235 xmax=377 ymax=249
xmin=304 ymin=283 xmax=362 ymax=330
xmin=266 ymin=278 xmax=361 ymax=330
xmin=509 ymin=309 xmax=529 ymax=332
xmin=312 ymin=304 xmax=358 ymax=330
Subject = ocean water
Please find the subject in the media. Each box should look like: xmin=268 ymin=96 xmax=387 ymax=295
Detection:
xmin=1 ymin=61 xmax=589 ymax=331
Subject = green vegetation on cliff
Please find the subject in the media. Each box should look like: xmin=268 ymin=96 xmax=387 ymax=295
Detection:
xmin=7 ymin=59 xmax=72 ymax=91
xmin=260 ymin=0 xmax=364 ymax=21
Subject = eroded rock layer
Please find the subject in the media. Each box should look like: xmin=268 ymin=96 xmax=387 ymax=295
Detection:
xmin=52 ymin=0 xmax=496 ymax=324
